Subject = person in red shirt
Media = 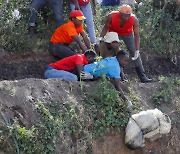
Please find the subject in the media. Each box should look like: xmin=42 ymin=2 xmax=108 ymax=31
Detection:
xmin=44 ymin=50 xmax=96 ymax=81
xmin=100 ymin=4 xmax=152 ymax=83
xmin=49 ymin=10 xmax=91 ymax=59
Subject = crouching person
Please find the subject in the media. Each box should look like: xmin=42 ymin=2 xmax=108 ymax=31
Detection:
xmin=44 ymin=50 xmax=96 ymax=81
xmin=82 ymin=50 xmax=133 ymax=108
xmin=49 ymin=10 xmax=91 ymax=59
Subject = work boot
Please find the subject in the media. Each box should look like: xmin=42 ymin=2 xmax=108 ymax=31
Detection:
xmin=28 ymin=26 xmax=35 ymax=36
xmin=135 ymin=66 xmax=153 ymax=83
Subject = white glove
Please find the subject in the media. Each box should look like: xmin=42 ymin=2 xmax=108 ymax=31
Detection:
xmin=96 ymin=37 xmax=105 ymax=44
xmin=132 ymin=50 xmax=140 ymax=60
xmin=126 ymin=101 xmax=133 ymax=109
xmin=80 ymin=71 xmax=94 ymax=80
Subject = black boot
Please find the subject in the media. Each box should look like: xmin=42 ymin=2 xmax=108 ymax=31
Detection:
xmin=28 ymin=26 xmax=35 ymax=36
xmin=135 ymin=66 xmax=153 ymax=83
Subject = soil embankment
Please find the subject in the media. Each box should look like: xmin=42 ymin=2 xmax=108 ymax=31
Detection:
xmin=0 ymin=51 xmax=179 ymax=81
xmin=0 ymin=51 xmax=179 ymax=153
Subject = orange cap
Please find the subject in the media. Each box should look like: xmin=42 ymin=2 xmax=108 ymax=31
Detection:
xmin=70 ymin=10 xmax=86 ymax=20
xmin=119 ymin=4 xmax=132 ymax=15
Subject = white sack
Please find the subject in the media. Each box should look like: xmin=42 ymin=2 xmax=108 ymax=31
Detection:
xmin=125 ymin=118 xmax=145 ymax=149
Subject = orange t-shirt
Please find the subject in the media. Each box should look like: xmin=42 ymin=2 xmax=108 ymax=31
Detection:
xmin=50 ymin=20 xmax=84 ymax=44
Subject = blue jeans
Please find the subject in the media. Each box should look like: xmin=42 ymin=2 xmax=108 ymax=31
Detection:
xmin=44 ymin=66 xmax=78 ymax=81
xmin=70 ymin=3 xmax=96 ymax=44
xmin=29 ymin=0 xmax=63 ymax=28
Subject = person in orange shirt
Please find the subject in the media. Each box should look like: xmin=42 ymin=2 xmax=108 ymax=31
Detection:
xmin=49 ymin=10 xmax=91 ymax=59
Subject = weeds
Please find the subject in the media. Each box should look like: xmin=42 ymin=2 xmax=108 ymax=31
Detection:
xmin=0 ymin=1 xmax=179 ymax=56
xmin=7 ymin=102 xmax=63 ymax=153
xmin=84 ymin=78 xmax=134 ymax=137
xmin=152 ymin=76 xmax=180 ymax=109
xmin=0 ymin=78 xmax=142 ymax=153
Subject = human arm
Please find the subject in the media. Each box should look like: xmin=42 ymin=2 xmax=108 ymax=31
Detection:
xmin=100 ymin=14 xmax=112 ymax=37
xmin=72 ymin=35 xmax=88 ymax=52
xmin=80 ymin=31 xmax=91 ymax=50
xmin=110 ymin=78 xmax=128 ymax=102
xmin=76 ymin=64 xmax=84 ymax=79
xmin=133 ymin=17 xmax=140 ymax=51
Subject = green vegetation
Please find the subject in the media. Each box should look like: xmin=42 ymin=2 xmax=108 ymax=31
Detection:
xmin=152 ymin=76 xmax=180 ymax=112
xmin=1 ymin=102 xmax=64 ymax=153
xmin=0 ymin=0 xmax=179 ymax=57
xmin=0 ymin=0 xmax=179 ymax=153
xmin=84 ymin=78 xmax=130 ymax=137
xmin=0 ymin=79 xmax=142 ymax=153
xmin=136 ymin=0 xmax=180 ymax=57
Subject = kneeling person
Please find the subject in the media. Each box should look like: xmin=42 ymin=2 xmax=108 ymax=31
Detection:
xmin=83 ymin=50 xmax=132 ymax=107
xmin=44 ymin=50 xmax=96 ymax=81
xmin=49 ymin=10 xmax=91 ymax=59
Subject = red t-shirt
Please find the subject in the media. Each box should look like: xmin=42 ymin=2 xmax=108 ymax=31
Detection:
xmin=71 ymin=0 xmax=91 ymax=6
xmin=49 ymin=54 xmax=88 ymax=72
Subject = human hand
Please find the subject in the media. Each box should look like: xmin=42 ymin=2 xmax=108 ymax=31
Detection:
xmin=80 ymin=71 xmax=93 ymax=80
xmin=132 ymin=50 xmax=140 ymax=60
xmin=126 ymin=100 xmax=133 ymax=109
xmin=96 ymin=37 xmax=104 ymax=44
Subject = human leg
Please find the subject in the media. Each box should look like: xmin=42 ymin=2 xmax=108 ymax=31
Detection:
xmin=120 ymin=34 xmax=152 ymax=83
xmin=49 ymin=43 xmax=77 ymax=59
xmin=80 ymin=3 xmax=96 ymax=44
xmin=28 ymin=0 xmax=46 ymax=28
xmin=48 ymin=0 xmax=64 ymax=27
xmin=44 ymin=68 xmax=78 ymax=81
xmin=70 ymin=3 xmax=96 ymax=44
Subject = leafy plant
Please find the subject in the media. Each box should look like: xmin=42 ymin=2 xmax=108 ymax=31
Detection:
xmin=136 ymin=0 xmax=180 ymax=56
xmin=152 ymin=76 xmax=180 ymax=108
xmin=84 ymin=78 xmax=131 ymax=137
xmin=7 ymin=102 xmax=63 ymax=154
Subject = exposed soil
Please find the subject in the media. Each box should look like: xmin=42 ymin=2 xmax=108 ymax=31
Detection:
xmin=0 ymin=78 xmax=179 ymax=154
xmin=0 ymin=51 xmax=179 ymax=81
xmin=0 ymin=51 xmax=179 ymax=154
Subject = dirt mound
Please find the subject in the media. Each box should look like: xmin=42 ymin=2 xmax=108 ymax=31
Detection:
xmin=0 ymin=52 xmax=179 ymax=81
xmin=0 ymin=78 xmax=179 ymax=153
xmin=0 ymin=51 xmax=179 ymax=153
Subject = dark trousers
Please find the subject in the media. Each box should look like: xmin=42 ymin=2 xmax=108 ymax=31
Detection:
xmin=119 ymin=34 xmax=143 ymax=68
xmin=49 ymin=43 xmax=77 ymax=59
xmin=28 ymin=0 xmax=63 ymax=28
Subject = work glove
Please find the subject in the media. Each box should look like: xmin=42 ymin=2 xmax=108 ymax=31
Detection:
xmin=80 ymin=71 xmax=94 ymax=80
xmin=132 ymin=50 xmax=140 ymax=60
xmin=96 ymin=37 xmax=105 ymax=44
xmin=126 ymin=100 xmax=133 ymax=109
